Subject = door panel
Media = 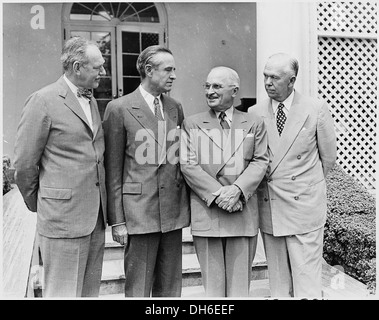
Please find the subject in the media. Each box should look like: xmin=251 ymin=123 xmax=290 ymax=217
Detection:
xmin=117 ymin=26 xmax=161 ymax=96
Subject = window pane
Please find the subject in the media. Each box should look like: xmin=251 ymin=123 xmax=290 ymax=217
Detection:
xmin=92 ymin=32 xmax=111 ymax=54
xmin=123 ymin=77 xmax=140 ymax=95
xmin=96 ymin=99 xmax=110 ymax=120
xmin=133 ymin=3 xmax=159 ymax=23
xmin=94 ymin=77 xmax=112 ymax=100
xmin=122 ymin=32 xmax=140 ymax=53
xmin=70 ymin=2 xmax=159 ymax=23
xmin=70 ymin=31 xmax=91 ymax=39
xmin=142 ymin=33 xmax=159 ymax=50
xmin=102 ymin=55 xmax=112 ymax=77
xmin=122 ymin=54 xmax=139 ymax=76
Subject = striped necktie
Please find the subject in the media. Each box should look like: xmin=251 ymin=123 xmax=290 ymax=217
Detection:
xmin=219 ymin=111 xmax=230 ymax=131
xmin=154 ymin=97 xmax=164 ymax=121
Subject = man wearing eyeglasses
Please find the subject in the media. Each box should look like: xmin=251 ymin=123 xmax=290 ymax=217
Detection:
xmin=180 ymin=66 xmax=269 ymax=297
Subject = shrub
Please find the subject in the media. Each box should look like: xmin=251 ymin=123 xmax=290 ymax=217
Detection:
xmin=3 ymin=156 xmax=13 ymax=195
xmin=324 ymin=164 xmax=376 ymax=294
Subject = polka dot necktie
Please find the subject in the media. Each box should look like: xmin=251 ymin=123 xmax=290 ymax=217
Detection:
xmin=276 ymin=103 xmax=286 ymax=136
xmin=154 ymin=97 xmax=164 ymax=121
xmin=219 ymin=111 xmax=230 ymax=131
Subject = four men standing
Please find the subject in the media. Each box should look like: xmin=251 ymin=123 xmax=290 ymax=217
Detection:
xmin=14 ymin=36 xmax=336 ymax=298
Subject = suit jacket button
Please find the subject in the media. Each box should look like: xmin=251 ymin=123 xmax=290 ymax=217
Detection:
xmin=291 ymin=176 xmax=296 ymax=180
xmin=264 ymin=198 xmax=268 ymax=202
xmin=297 ymin=155 xmax=301 ymax=159
xmin=95 ymin=182 xmax=100 ymax=186
xmin=294 ymin=196 xmax=299 ymax=200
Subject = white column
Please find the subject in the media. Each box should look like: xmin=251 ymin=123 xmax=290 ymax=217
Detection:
xmin=256 ymin=2 xmax=317 ymax=101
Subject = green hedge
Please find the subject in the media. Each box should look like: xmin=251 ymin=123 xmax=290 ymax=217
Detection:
xmin=324 ymin=164 xmax=376 ymax=294
xmin=3 ymin=156 xmax=13 ymax=195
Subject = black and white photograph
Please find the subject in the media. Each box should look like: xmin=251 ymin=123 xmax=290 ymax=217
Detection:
xmin=1 ymin=1 xmax=377 ymax=303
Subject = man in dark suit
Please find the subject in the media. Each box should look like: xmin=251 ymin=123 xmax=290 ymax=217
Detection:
xmin=14 ymin=37 xmax=107 ymax=297
xmin=250 ymin=53 xmax=336 ymax=297
xmin=103 ymin=45 xmax=190 ymax=297
xmin=180 ymin=66 xmax=268 ymax=296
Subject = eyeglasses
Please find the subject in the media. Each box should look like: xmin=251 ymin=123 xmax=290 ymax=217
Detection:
xmin=203 ymin=83 xmax=235 ymax=92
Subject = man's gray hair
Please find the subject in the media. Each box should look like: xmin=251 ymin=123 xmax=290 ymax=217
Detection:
xmin=136 ymin=45 xmax=173 ymax=79
xmin=268 ymin=53 xmax=299 ymax=76
xmin=210 ymin=66 xmax=240 ymax=87
xmin=61 ymin=36 xmax=98 ymax=71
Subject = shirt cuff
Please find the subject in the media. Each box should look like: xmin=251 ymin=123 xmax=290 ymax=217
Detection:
xmin=111 ymin=222 xmax=126 ymax=227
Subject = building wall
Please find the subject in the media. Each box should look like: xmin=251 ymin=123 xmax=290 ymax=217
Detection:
xmin=3 ymin=3 xmax=63 ymax=159
xmin=2 ymin=2 xmax=256 ymax=160
xmin=166 ymin=2 xmax=257 ymax=116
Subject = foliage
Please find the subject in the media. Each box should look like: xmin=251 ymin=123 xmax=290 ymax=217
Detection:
xmin=3 ymin=156 xmax=13 ymax=195
xmin=324 ymin=165 xmax=376 ymax=294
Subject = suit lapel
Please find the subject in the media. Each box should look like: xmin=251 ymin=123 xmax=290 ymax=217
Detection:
xmin=126 ymin=90 xmax=161 ymax=145
xmin=90 ymin=98 xmax=100 ymax=139
xmin=216 ymin=109 xmax=250 ymax=174
xmin=197 ymin=110 xmax=224 ymax=150
xmin=58 ymin=76 xmax=95 ymax=138
xmin=162 ymin=95 xmax=178 ymax=150
xmin=269 ymin=92 xmax=309 ymax=174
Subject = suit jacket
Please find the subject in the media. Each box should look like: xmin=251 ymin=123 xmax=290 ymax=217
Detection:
xmin=103 ymin=88 xmax=190 ymax=234
xmin=180 ymin=108 xmax=269 ymax=237
xmin=14 ymin=76 xmax=107 ymax=238
xmin=251 ymin=91 xmax=336 ymax=236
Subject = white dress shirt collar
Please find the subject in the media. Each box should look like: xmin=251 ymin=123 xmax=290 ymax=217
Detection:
xmin=139 ymin=85 xmax=164 ymax=119
xmin=63 ymin=74 xmax=93 ymax=131
xmin=272 ymin=90 xmax=295 ymax=116
xmin=215 ymin=106 xmax=234 ymax=126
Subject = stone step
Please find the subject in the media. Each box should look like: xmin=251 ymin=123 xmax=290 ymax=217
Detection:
xmin=104 ymin=227 xmax=195 ymax=261
xmin=100 ymin=252 xmax=268 ymax=296
xmin=101 ymin=279 xmax=271 ymax=299
xmin=100 ymin=261 xmax=371 ymax=299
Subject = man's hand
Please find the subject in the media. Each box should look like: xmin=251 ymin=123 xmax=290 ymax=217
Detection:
xmin=231 ymin=199 xmax=244 ymax=213
xmin=212 ymin=185 xmax=242 ymax=212
xmin=112 ymin=224 xmax=128 ymax=246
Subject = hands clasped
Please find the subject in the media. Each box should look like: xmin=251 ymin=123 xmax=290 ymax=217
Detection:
xmin=112 ymin=224 xmax=128 ymax=246
xmin=212 ymin=185 xmax=243 ymax=213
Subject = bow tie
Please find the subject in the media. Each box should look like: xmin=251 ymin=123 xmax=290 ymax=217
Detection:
xmin=77 ymin=88 xmax=93 ymax=100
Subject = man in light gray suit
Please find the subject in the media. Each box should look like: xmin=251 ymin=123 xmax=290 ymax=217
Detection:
xmin=180 ymin=66 xmax=268 ymax=297
xmin=250 ymin=53 xmax=336 ymax=297
xmin=103 ymin=45 xmax=190 ymax=297
xmin=14 ymin=37 xmax=107 ymax=297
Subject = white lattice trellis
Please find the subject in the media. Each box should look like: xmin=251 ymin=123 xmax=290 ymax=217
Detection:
xmin=317 ymin=2 xmax=377 ymax=190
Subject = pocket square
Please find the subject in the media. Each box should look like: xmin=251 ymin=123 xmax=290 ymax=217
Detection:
xmin=246 ymin=133 xmax=255 ymax=137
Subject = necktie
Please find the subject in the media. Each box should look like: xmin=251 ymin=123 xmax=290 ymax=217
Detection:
xmin=77 ymin=88 xmax=93 ymax=100
xmin=154 ymin=97 xmax=164 ymax=121
xmin=219 ymin=111 xmax=230 ymax=131
xmin=276 ymin=103 xmax=286 ymax=136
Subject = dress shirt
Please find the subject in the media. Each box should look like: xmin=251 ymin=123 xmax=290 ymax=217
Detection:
xmin=63 ymin=74 xmax=93 ymax=131
xmin=215 ymin=106 xmax=234 ymax=128
xmin=139 ymin=85 xmax=165 ymax=120
xmin=272 ymin=90 xmax=295 ymax=118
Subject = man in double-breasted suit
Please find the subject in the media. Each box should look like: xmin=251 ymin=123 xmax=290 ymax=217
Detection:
xmin=103 ymin=45 xmax=190 ymax=297
xmin=180 ymin=66 xmax=269 ymax=297
xmin=14 ymin=37 xmax=107 ymax=297
xmin=250 ymin=53 xmax=336 ymax=297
